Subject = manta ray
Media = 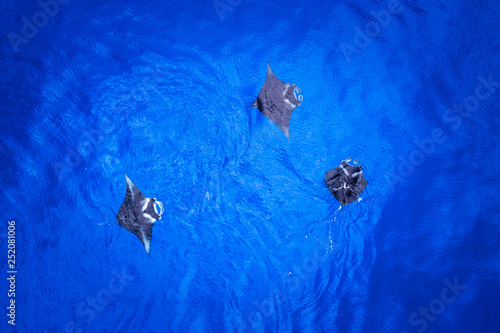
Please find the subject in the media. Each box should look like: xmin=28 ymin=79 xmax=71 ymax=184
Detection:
xmin=116 ymin=174 xmax=163 ymax=255
xmin=325 ymin=159 xmax=368 ymax=205
xmin=253 ymin=63 xmax=303 ymax=139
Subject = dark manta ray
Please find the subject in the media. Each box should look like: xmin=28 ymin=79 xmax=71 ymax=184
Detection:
xmin=116 ymin=174 xmax=163 ymax=255
xmin=252 ymin=63 xmax=303 ymax=139
xmin=325 ymin=159 xmax=368 ymax=205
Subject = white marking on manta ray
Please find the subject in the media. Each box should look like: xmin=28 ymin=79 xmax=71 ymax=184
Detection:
xmin=141 ymin=198 xmax=150 ymax=213
xmin=338 ymin=164 xmax=350 ymax=176
xmin=282 ymin=83 xmax=290 ymax=96
xmin=284 ymin=98 xmax=294 ymax=107
xmin=142 ymin=212 xmax=156 ymax=224
xmin=125 ymin=174 xmax=135 ymax=202
xmin=333 ymin=181 xmax=351 ymax=191
xmin=352 ymin=171 xmax=363 ymax=178
xmin=141 ymin=229 xmax=151 ymax=255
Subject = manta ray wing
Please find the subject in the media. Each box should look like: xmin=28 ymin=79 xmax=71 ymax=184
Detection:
xmin=116 ymin=174 xmax=162 ymax=255
xmin=325 ymin=160 xmax=368 ymax=205
xmin=253 ymin=63 xmax=302 ymax=139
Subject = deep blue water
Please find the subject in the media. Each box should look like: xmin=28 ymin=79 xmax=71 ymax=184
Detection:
xmin=1 ymin=0 xmax=499 ymax=332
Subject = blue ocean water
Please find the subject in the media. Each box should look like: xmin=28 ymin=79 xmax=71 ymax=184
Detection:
xmin=0 ymin=0 xmax=499 ymax=332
